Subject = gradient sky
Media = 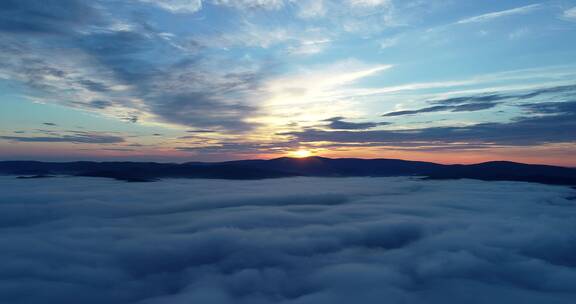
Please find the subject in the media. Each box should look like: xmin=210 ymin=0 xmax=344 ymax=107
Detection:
xmin=1 ymin=0 xmax=576 ymax=165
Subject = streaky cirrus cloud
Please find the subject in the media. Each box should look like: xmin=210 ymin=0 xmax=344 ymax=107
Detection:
xmin=0 ymin=132 xmax=125 ymax=144
xmin=140 ymin=0 xmax=203 ymax=13
xmin=456 ymin=4 xmax=542 ymax=24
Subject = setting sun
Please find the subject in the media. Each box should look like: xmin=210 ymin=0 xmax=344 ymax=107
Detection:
xmin=290 ymin=149 xmax=313 ymax=158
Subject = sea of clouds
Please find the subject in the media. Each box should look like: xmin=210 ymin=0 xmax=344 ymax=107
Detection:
xmin=1 ymin=176 xmax=576 ymax=304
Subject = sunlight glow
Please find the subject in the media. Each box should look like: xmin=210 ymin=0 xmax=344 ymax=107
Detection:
xmin=290 ymin=149 xmax=313 ymax=158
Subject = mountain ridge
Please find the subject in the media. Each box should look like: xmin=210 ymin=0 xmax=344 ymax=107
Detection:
xmin=1 ymin=157 xmax=575 ymax=185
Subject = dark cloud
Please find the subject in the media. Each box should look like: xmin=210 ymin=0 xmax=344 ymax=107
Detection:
xmin=0 ymin=177 xmax=575 ymax=303
xmin=516 ymin=84 xmax=576 ymax=99
xmin=323 ymin=117 xmax=390 ymax=130
xmin=88 ymin=100 xmax=113 ymax=109
xmin=429 ymin=93 xmax=509 ymax=105
xmin=76 ymin=29 xmax=264 ymax=131
xmin=383 ymin=105 xmax=453 ymax=117
xmin=427 ymin=84 xmax=576 ymax=106
xmin=521 ymin=100 xmax=576 ymax=115
xmin=0 ymin=1 xmax=267 ymax=132
xmin=176 ymin=142 xmax=278 ymax=154
xmin=78 ymin=30 xmax=162 ymax=84
xmin=122 ymin=114 xmax=139 ymax=124
xmin=383 ymin=103 xmax=499 ymax=117
xmin=79 ymin=79 xmax=110 ymax=92
xmin=451 ymin=102 xmax=499 ymax=112
xmin=384 ymin=84 xmax=576 ymax=117
xmin=72 ymin=24 xmax=264 ymax=131
xmin=42 ymin=122 xmax=57 ymax=126
xmin=292 ymin=101 xmax=576 ymax=146
xmin=151 ymin=93 xmax=257 ymax=131
xmin=0 ymin=132 xmax=125 ymax=144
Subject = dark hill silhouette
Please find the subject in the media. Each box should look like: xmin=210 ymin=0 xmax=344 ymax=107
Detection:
xmin=222 ymin=157 xmax=444 ymax=176
xmin=1 ymin=157 xmax=575 ymax=185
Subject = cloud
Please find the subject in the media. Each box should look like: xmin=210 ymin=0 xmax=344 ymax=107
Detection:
xmin=0 ymin=0 xmax=273 ymax=132
xmin=140 ymin=0 xmax=203 ymax=13
xmin=88 ymin=100 xmax=113 ymax=109
xmin=0 ymin=176 xmax=575 ymax=303
xmin=176 ymin=142 xmax=268 ymax=154
xmin=0 ymin=0 xmax=574 ymax=159
xmin=296 ymin=0 xmax=326 ymax=18
xmin=521 ymin=100 xmax=576 ymax=115
xmin=154 ymin=96 xmax=256 ymax=131
xmin=456 ymin=4 xmax=542 ymax=24
xmin=382 ymin=84 xmax=576 ymax=117
xmin=521 ymin=83 xmax=576 ymax=96
xmin=348 ymin=0 xmax=391 ymax=7
xmin=85 ymin=29 xmax=271 ymax=130
xmin=212 ymin=0 xmax=285 ymax=10
xmin=429 ymin=84 xmax=576 ymax=105
xmin=383 ymin=105 xmax=452 ymax=117
xmin=0 ymin=132 xmax=125 ymax=144
xmin=563 ymin=7 xmax=576 ymax=20
xmin=323 ymin=117 xmax=389 ymax=130
xmin=429 ymin=94 xmax=510 ymax=105
xmin=382 ymin=103 xmax=499 ymax=117
xmin=509 ymin=27 xmax=530 ymax=40
xmin=42 ymin=122 xmax=57 ymax=126
xmin=379 ymin=37 xmax=398 ymax=50
xmin=289 ymin=100 xmax=576 ymax=146
xmin=140 ymin=0 xmax=286 ymax=13
xmin=287 ymin=39 xmax=331 ymax=56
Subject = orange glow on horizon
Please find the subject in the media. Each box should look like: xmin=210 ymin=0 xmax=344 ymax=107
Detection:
xmin=289 ymin=149 xmax=313 ymax=158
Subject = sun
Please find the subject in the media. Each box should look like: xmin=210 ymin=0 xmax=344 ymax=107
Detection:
xmin=290 ymin=149 xmax=313 ymax=158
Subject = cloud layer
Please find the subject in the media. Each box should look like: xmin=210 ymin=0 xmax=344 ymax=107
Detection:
xmin=1 ymin=177 xmax=576 ymax=303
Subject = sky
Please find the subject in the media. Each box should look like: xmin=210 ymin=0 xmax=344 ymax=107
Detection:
xmin=1 ymin=0 xmax=576 ymax=165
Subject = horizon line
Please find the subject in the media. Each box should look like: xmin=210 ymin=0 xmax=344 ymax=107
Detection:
xmin=1 ymin=156 xmax=573 ymax=168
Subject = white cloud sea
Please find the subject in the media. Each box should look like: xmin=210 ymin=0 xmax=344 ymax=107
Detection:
xmin=1 ymin=176 xmax=576 ymax=303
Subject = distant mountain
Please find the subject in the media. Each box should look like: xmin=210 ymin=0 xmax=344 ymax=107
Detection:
xmin=1 ymin=157 xmax=575 ymax=186
xmin=0 ymin=160 xmax=296 ymax=182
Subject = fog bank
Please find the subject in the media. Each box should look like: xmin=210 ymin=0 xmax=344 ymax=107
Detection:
xmin=1 ymin=177 xmax=575 ymax=303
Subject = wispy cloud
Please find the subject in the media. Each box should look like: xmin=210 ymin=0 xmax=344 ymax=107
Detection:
xmin=323 ymin=117 xmax=390 ymax=130
xmin=348 ymin=0 xmax=391 ymax=8
xmin=139 ymin=0 xmax=203 ymax=13
xmin=287 ymin=38 xmax=331 ymax=56
xmin=0 ymin=132 xmax=126 ymax=144
xmin=563 ymin=6 xmax=576 ymax=20
xmin=382 ymin=102 xmax=499 ymax=117
xmin=258 ymin=61 xmax=392 ymax=128
xmin=456 ymin=4 xmax=541 ymax=24
xmin=341 ymin=66 xmax=576 ymax=99
xmin=379 ymin=37 xmax=398 ymax=50
xmin=212 ymin=0 xmax=285 ymax=10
